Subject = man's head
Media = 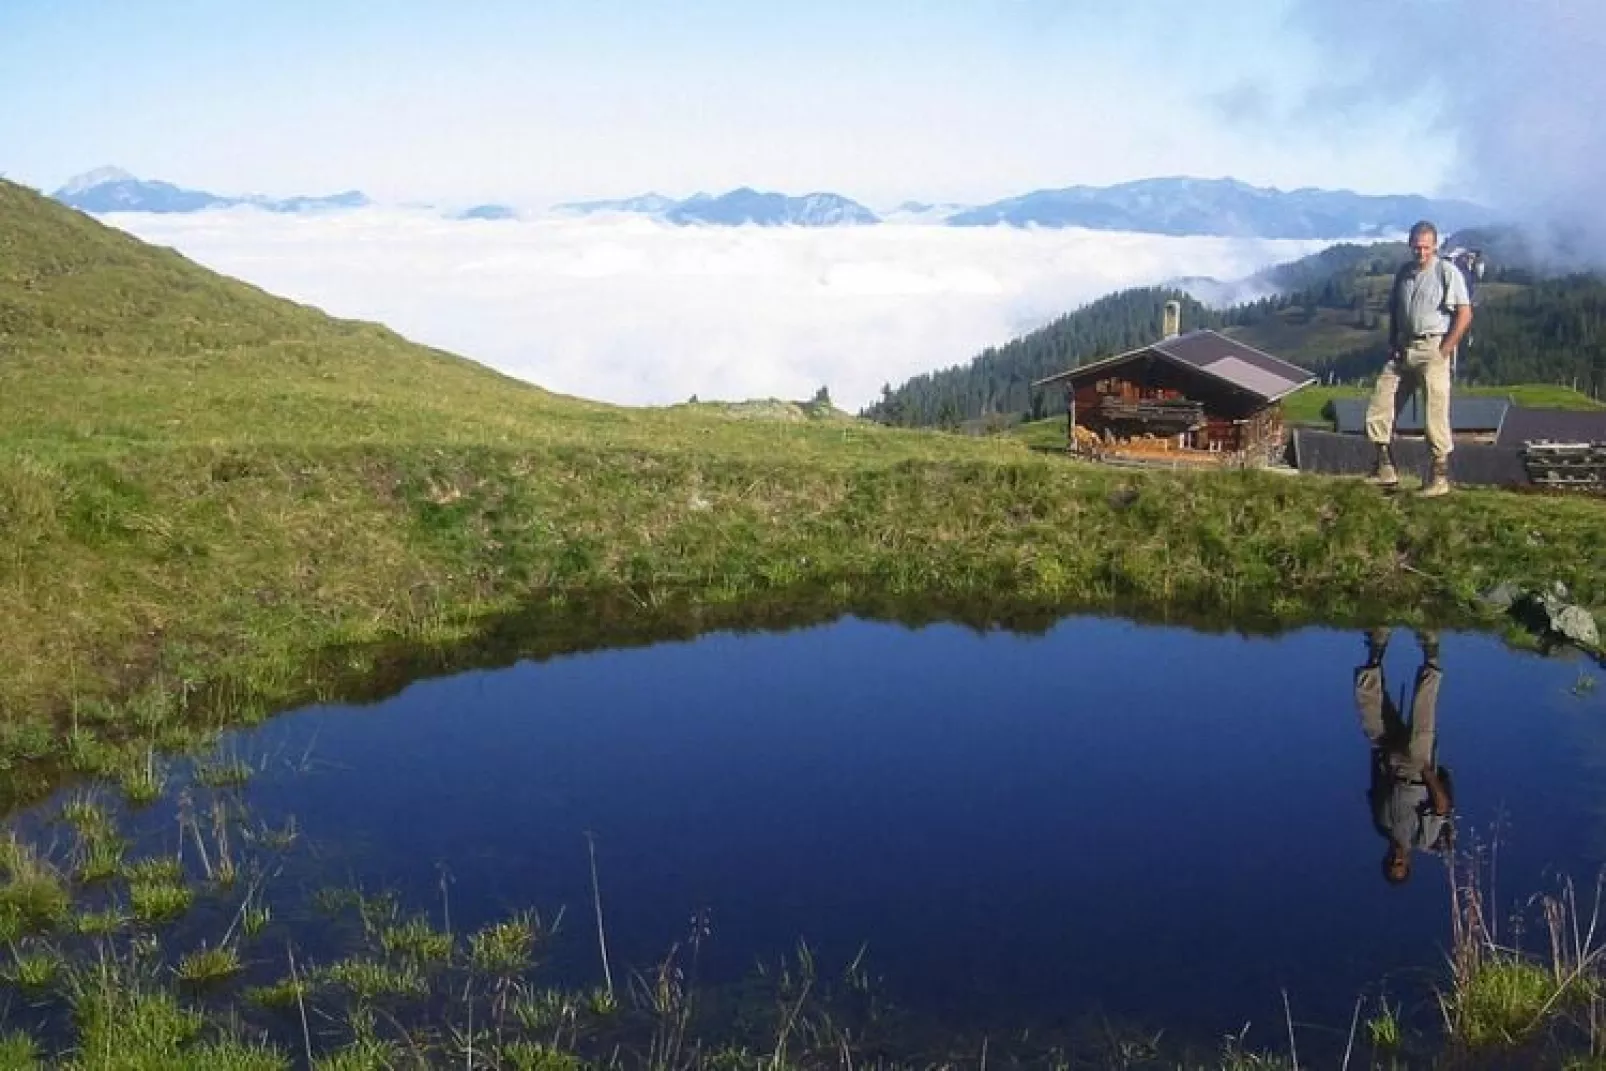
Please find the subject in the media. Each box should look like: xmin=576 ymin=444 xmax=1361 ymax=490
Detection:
xmin=1382 ymin=843 xmax=1412 ymax=885
xmin=1408 ymin=221 xmax=1439 ymax=269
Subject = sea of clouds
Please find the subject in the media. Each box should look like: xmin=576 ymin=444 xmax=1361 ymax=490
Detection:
xmin=107 ymin=208 xmax=1337 ymax=412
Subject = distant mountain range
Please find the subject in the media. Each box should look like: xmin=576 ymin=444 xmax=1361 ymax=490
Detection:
xmin=557 ymin=178 xmax=1489 ymax=237
xmin=944 ymin=177 xmax=1492 ymax=239
xmin=51 ymin=167 xmax=370 ymax=215
xmin=883 ymin=200 xmax=971 ymax=223
xmin=557 ymin=187 xmax=877 ymax=227
xmin=556 ymin=192 xmax=681 ymax=217
xmin=454 ymin=204 xmax=519 ymax=221
xmin=52 ymin=168 xmax=1493 ymax=241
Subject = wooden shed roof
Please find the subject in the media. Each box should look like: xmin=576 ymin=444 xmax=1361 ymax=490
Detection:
xmin=1032 ymin=329 xmax=1316 ymax=403
xmin=1494 ymin=406 xmax=1606 ymax=446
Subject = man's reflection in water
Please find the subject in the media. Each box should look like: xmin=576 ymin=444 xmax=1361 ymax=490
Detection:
xmin=1355 ymin=627 xmax=1455 ymax=885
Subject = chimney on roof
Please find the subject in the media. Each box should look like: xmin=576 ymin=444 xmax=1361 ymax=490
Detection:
xmin=1162 ymin=300 xmax=1181 ymax=340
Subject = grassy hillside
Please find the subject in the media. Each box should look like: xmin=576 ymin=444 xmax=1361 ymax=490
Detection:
xmin=1222 ymin=303 xmax=1387 ymax=364
xmin=2 ymin=180 xmax=1604 ymax=794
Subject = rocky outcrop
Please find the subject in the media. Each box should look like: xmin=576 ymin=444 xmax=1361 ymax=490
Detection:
xmin=1485 ymin=581 xmax=1602 ymax=652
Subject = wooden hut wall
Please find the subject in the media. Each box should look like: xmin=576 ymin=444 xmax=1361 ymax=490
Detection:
xmin=1070 ymin=355 xmax=1187 ymax=413
xmin=1070 ymin=356 xmax=1263 ymax=417
xmin=1068 ymin=352 xmax=1274 ymax=451
xmin=1198 ymin=406 xmax=1284 ymax=455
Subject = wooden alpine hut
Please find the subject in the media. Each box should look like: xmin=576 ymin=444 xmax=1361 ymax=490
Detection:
xmin=1033 ymin=304 xmax=1315 ymax=466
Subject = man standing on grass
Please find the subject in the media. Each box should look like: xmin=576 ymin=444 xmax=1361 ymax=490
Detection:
xmin=1365 ymin=220 xmax=1474 ymax=497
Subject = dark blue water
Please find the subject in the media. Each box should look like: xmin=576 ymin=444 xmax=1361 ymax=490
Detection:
xmin=223 ymin=616 xmax=1606 ymax=1041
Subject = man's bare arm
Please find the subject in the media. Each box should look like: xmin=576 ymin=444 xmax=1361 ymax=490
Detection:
xmin=1441 ymin=304 xmax=1473 ymax=357
xmin=1422 ymin=765 xmax=1452 ymax=816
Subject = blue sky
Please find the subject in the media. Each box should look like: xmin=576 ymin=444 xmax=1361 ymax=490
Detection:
xmin=0 ymin=0 xmax=1461 ymax=205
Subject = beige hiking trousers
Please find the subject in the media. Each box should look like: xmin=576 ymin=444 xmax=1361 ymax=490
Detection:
xmin=1355 ymin=662 xmax=1442 ymax=776
xmin=1365 ymin=337 xmax=1454 ymax=461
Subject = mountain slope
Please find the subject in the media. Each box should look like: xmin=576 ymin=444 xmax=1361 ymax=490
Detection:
xmin=1 ymin=180 xmax=576 ymax=450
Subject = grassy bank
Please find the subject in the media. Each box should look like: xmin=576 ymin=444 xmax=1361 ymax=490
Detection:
xmin=8 ymin=437 xmax=1602 ymax=714
xmin=3 ymin=178 xmax=1605 ymax=765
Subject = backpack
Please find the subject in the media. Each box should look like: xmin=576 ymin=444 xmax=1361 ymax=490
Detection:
xmin=1442 ymin=250 xmax=1482 ymax=307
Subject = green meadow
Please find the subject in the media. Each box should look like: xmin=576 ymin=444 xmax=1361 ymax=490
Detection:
xmin=2 ymin=176 xmax=1604 ymax=766
xmin=1279 ymin=382 xmax=1606 ymax=427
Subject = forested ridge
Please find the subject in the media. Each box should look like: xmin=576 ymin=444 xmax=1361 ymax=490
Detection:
xmin=864 ymin=288 xmax=1224 ymax=428
xmin=865 ymin=238 xmax=1606 ymax=427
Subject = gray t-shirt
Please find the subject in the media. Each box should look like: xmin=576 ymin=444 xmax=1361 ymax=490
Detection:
xmin=1390 ymin=257 xmax=1471 ymax=346
xmin=1377 ymin=779 xmax=1448 ymax=851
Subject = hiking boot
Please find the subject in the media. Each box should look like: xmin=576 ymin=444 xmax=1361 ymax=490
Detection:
xmin=1418 ymin=459 xmax=1451 ymax=498
xmin=1366 ymin=445 xmax=1399 ymax=488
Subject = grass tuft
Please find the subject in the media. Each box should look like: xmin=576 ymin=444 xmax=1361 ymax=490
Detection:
xmin=67 ymin=963 xmax=204 ymax=1060
xmin=175 ymin=943 xmax=244 ymax=987
xmin=74 ymin=907 xmax=129 ymax=936
xmin=244 ymin=977 xmax=308 ymax=1010
xmin=75 ymin=835 xmax=126 ymax=883
xmin=2 ymin=945 xmax=62 ymax=990
xmin=0 ymin=1031 xmax=40 ymax=1069
xmin=121 ymin=857 xmax=182 ymax=885
xmin=378 ymin=915 xmax=453 ymax=963
xmin=242 ymin=903 xmax=272 ymax=938
xmin=497 ymin=1041 xmax=584 ymax=1071
xmin=0 ymin=839 xmax=70 ymax=934
xmin=512 ymin=986 xmax=577 ymax=1033
xmin=1448 ymin=957 xmax=1581 ymax=1048
xmin=129 ymin=879 xmax=194 ymax=924
xmin=194 ymin=758 xmax=254 ymax=789
xmin=62 ymin=727 xmax=121 ymax=777
xmin=319 ymin=957 xmax=427 ymax=1000
xmin=1366 ymin=998 xmax=1402 ymax=1050
xmin=179 ymin=1040 xmax=290 ymax=1070
xmin=59 ymin=795 xmax=112 ymax=836
xmin=469 ymin=912 xmax=537 ymax=975
xmin=311 ymin=1035 xmax=401 ymax=1071
xmin=118 ymin=750 xmax=167 ymax=807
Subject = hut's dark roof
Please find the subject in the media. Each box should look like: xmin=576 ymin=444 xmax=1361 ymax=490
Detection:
xmin=1293 ymin=428 xmax=1531 ymax=487
xmin=1495 ymin=406 xmax=1606 ymax=446
xmin=1033 ymin=329 xmax=1315 ymax=403
xmin=1329 ymin=394 xmax=1511 ymax=435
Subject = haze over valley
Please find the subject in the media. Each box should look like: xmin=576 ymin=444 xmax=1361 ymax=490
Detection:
xmin=101 ymin=202 xmax=1337 ymax=411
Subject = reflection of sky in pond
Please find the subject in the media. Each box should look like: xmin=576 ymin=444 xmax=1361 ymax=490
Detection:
xmin=225 ymin=617 xmax=1606 ymax=1040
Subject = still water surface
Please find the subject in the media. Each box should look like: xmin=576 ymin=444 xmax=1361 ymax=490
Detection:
xmin=202 ymin=617 xmax=1606 ymax=1040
